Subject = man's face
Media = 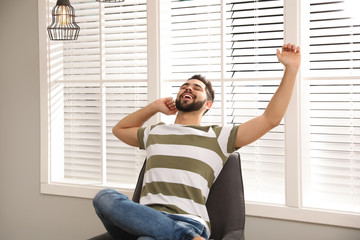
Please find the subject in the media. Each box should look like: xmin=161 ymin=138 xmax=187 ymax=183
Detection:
xmin=175 ymin=79 xmax=208 ymax=113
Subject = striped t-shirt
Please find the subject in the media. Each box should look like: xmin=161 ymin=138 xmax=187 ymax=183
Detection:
xmin=137 ymin=123 xmax=239 ymax=235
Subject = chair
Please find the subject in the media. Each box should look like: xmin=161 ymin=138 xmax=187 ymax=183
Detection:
xmin=90 ymin=152 xmax=245 ymax=240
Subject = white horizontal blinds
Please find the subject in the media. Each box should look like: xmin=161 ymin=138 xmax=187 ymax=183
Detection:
xmin=307 ymin=0 xmax=360 ymax=77
xmin=48 ymin=0 xmax=102 ymax=183
xmin=63 ymin=83 xmax=102 ymax=183
xmin=303 ymin=0 xmax=360 ymax=213
xmin=103 ymin=0 xmax=147 ymax=80
xmin=105 ymin=82 xmax=147 ymax=186
xmin=169 ymin=0 xmax=222 ymax=79
xmin=48 ymin=0 xmax=148 ymax=186
xmin=103 ymin=0 xmax=148 ymax=187
xmin=225 ymin=0 xmax=285 ymax=204
xmin=225 ymin=0 xmax=284 ymax=78
xmin=226 ymin=80 xmax=285 ymax=204
xmin=303 ymin=80 xmax=360 ymax=212
xmin=63 ymin=0 xmax=101 ymax=81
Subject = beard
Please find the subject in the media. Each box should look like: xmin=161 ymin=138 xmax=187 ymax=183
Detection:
xmin=175 ymin=98 xmax=207 ymax=112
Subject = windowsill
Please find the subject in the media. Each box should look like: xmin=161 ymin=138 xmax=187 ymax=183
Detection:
xmin=41 ymin=181 xmax=136 ymax=200
xmin=41 ymin=182 xmax=360 ymax=229
xmin=246 ymin=202 xmax=360 ymax=229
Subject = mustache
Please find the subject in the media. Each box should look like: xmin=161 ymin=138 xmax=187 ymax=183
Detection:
xmin=180 ymin=91 xmax=196 ymax=99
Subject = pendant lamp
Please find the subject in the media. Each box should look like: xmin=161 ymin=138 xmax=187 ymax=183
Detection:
xmin=47 ymin=0 xmax=80 ymax=40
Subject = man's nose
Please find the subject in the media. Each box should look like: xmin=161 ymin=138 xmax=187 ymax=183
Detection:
xmin=185 ymin=85 xmax=192 ymax=91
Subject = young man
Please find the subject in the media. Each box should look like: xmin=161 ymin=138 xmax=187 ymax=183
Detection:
xmin=93 ymin=43 xmax=301 ymax=240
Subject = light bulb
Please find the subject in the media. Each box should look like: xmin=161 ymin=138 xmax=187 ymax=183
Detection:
xmin=58 ymin=5 xmax=70 ymax=26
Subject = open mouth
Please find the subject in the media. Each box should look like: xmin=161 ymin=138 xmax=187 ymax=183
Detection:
xmin=181 ymin=93 xmax=195 ymax=100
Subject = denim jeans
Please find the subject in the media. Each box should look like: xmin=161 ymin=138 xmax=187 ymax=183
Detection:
xmin=93 ymin=188 xmax=208 ymax=240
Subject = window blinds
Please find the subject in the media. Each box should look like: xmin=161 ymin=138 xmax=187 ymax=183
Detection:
xmin=103 ymin=1 xmax=148 ymax=186
xmin=306 ymin=0 xmax=360 ymax=77
xmin=226 ymin=80 xmax=285 ymax=204
xmin=63 ymin=83 xmax=102 ymax=183
xmin=61 ymin=0 xmax=102 ymax=183
xmin=303 ymin=80 xmax=360 ymax=212
xmin=106 ymin=82 xmax=147 ymax=186
xmin=169 ymin=0 xmax=222 ymax=79
xmin=225 ymin=0 xmax=284 ymax=78
xmin=63 ymin=1 xmax=101 ymax=81
xmin=303 ymin=0 xmax=360 ymax=213
xmin=226 ymin=0 xmax=285 ymax=204
xmin=49 ymin=0 xmax=147 ymax=186
xmin=103 ymin=2 xmax=147 ymax=80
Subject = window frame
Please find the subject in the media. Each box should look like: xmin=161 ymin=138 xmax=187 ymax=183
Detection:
xmin=38 ymin=0 xmax=360 ymax=229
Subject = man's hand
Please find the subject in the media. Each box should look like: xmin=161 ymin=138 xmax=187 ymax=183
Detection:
xmin=153 ymin=97 xmax=178 ymax=116
xmin=193 ymin=236 xmax=205 ymax=240
xmin=112 ymin=97 xmax=177 ymax=147
xmin=276 ymin=43 xmax=301 ymax=69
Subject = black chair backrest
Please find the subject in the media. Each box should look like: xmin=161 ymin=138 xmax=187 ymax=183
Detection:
xmin=132 ymin=152 xmax=245 ymax=240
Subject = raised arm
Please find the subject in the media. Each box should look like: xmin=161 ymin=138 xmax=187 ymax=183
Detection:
xmin=234 ymin=43 xmax=301 ymax=148
xmin=112 ymin=97 xmax=177 ymax=147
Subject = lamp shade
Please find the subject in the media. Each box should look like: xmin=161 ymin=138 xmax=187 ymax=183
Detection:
xmin=47 ymin=0 xmax=80 ymax=40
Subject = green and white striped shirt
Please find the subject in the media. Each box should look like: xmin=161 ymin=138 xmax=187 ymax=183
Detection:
xmin=137 ymin=123 xmax=239 ymax=235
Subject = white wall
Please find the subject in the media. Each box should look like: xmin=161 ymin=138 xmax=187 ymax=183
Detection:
xmin=0 ymin=0 xmax=359 ymax=239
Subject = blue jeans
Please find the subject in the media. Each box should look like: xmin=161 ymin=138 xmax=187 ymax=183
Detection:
xmin=93 ymin=188 xmax=208 ymax=240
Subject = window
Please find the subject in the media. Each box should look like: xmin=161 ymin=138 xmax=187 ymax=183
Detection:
xmin=39 ymin=0 xmax=360 ymax=228
xmin=40 ymin=0 xmax=148 ymax=197
xmin=302 ymin=0 xmax=360 ymax=213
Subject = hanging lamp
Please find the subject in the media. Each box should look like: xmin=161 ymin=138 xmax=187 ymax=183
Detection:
xmin=47 ymin=0 xmax=80 ymax=40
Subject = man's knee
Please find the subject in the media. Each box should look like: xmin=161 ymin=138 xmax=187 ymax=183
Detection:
xmin=93 ymin=188 xmax=128 ymax=214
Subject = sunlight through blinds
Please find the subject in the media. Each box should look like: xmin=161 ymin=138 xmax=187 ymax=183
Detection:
xmin=49 ymin=0 xmax=147 ymax=186
xmin=226 ymin=80 xmax=285 ymax=204
xmin=306 ymin=0 xmax=360 ymax=77
xmin=103 ymin=2 xmax=147 ymax=80
xmin=225 ymin=0 xmax=285 ymax=204
xmin=303 ymin=0 xmax=360 ymax=213
xmin=103 ymin=1 xmax=147 ymax=187
xmin=225 ymin=0 xmax=284 ymax=78
xmin=169 ymin=0 xmax=222 ymax=79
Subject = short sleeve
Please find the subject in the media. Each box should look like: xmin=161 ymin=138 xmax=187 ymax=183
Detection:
xmin=213 ymin=125 xmax=240 ymax=157
xmin=137 ymin=127 xmax=146 ymax=150
xmin=227 ymin=125 xmax=240 ymax=153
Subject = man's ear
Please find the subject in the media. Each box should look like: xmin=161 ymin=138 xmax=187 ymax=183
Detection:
xmin=205 ymin=100 xmax=213 ymax=110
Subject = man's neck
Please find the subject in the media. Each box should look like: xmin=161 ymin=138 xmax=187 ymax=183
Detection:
xmin=174 ymin=111 xmax=203 ymax=125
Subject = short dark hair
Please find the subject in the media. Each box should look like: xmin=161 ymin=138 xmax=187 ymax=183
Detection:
xmin=188 ymin=74 xmax=215 ymax=103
